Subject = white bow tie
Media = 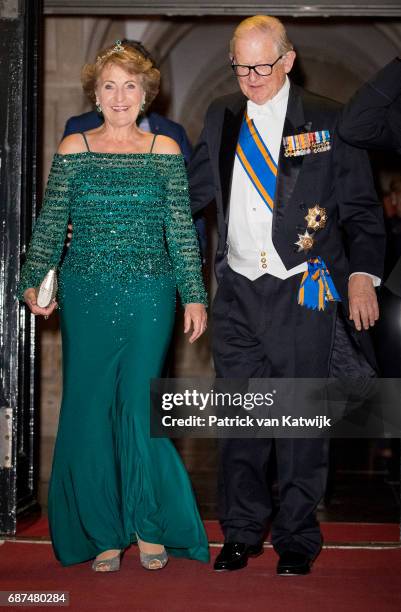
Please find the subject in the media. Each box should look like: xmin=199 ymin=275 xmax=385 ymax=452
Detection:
xmin=247 ymin=100 xmax=273 ymax=119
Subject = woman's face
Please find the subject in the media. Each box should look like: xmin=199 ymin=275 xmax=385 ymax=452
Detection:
xmin=96 ymin=63 xmax=144 ymax=127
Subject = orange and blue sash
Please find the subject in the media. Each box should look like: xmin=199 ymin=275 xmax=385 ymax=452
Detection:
xmin=298 ymin=257 xmax=341 ymax=311
xmin=236 ymin=112 xmax=277 ymax=213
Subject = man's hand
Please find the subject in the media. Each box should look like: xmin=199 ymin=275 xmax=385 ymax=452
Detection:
xmin=184 ymin=303 xmax=207 ymax=343
xmin=348 ymin=274 xmax=379 ymax=331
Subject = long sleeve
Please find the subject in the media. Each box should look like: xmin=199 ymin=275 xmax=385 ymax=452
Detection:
xmin=334 ymin=129 xmax=386 ymax=280
xmin=164 ymin=155 xmax=207 ymax=306
xmin=339 ymin=58 xmax=401 ymax=152
xmin=17 ymin=155 xmax=71 ymax=300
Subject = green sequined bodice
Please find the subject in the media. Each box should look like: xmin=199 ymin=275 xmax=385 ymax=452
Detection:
xmin=18 ymin=153 xmax=206 ymax=305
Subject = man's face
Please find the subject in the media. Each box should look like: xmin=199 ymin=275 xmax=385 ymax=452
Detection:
xmin=231 ymin=31 xmax=295 ymax=105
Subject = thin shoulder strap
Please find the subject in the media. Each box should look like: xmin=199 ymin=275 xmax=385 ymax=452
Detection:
xmin=149 ymin=133 xmax=157 ymax=153
xmin=81 ymin=132 xmax=91 ymax=152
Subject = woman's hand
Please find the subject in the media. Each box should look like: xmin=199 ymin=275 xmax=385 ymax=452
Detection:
xmin=184 ymin=303 xmax=207 ymax=343
xmin=23 ymin=288 xmax=58 ymax=319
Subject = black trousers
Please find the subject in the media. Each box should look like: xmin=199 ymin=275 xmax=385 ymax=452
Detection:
xmin=212 ymin=266 xmax=335 ymax=557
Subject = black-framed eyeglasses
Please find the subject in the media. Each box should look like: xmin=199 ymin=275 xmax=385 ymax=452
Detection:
xmin=231 ymin=55 xmax=283 ymax=77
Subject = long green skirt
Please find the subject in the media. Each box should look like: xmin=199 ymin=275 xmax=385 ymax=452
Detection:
xmin=48 ymin=270 xmax=209 ymax=566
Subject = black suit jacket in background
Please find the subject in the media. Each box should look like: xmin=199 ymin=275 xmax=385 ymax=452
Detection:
xmin=188 ymin=82 xmax=386 ymax=310
xmin=339 ymin=58 xmax=401 ymax=298
xmin=339 ymin=57 xmax=401 ymax=154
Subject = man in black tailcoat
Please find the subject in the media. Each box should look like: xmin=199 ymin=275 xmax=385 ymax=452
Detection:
xmin=188 ymin=16 xmax=385 ymax=575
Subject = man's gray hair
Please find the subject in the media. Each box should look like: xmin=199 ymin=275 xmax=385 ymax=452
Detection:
xmin=230 ymin=15 xmax=294 ymax=56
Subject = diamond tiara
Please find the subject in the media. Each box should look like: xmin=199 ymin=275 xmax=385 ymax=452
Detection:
xmin=96 ymin=40 xmax=125 ymax=64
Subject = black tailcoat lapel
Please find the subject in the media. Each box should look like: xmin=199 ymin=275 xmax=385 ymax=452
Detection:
xmin=273 ymin=84 xmax=309 ymax=237
xmin=219 ymin=96 xmax=246 ymax=222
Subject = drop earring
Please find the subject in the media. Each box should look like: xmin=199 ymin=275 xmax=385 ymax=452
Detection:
xmin=140 ymin=97 xmax=146 ymax=113
xmin=96 ymin=101 xmax=102 ymax=114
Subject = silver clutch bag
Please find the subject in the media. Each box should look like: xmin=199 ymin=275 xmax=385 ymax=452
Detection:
xmin=37 ymin=268 xmax=58 ymax=308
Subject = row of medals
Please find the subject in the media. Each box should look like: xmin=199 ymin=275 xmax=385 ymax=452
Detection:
xmin=283 ymin=131 xmax=331 ymax=157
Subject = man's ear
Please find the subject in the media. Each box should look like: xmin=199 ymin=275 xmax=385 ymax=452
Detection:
xmin=283 ymin=50 xmax=296 ymax=75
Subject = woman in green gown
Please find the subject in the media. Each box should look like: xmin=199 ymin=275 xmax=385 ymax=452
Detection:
xmin=18 ymin=42 xmax=209 ymax=571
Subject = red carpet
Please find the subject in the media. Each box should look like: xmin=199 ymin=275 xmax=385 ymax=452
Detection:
xmin=17 ymin=515 xmax=400 ymax=543
xmin=0 ymin=540 xmax=400 ymax=611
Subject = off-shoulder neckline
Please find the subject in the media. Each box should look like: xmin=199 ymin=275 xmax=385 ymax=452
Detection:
xmin=54 ymin=152 xmax=184 ymax=159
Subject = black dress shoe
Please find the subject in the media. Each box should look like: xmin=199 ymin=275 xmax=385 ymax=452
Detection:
xmin=214 ymin=542 xmax=263 ymax=571
xmin=277 ymin=551 xmax=312 ymax=576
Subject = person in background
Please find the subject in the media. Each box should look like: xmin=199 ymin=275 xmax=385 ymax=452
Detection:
xmin=339 ymin=62 xmax=401 ymax=373
xmin=339 ymin=57 xmax=401 ymax=154
xmin=383 ymin=177 xmax=401 ymax=222
xmin=340 ymin=60 xmax=401 ymax=479
xmin=383 ymin=177 xmax=401 ymax=274
xmin=339 ymin=60 xmax=401 ymax=299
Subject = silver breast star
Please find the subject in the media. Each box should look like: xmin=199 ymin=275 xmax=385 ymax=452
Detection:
xmin=295 ymin=230 xmax=314 ymax=252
